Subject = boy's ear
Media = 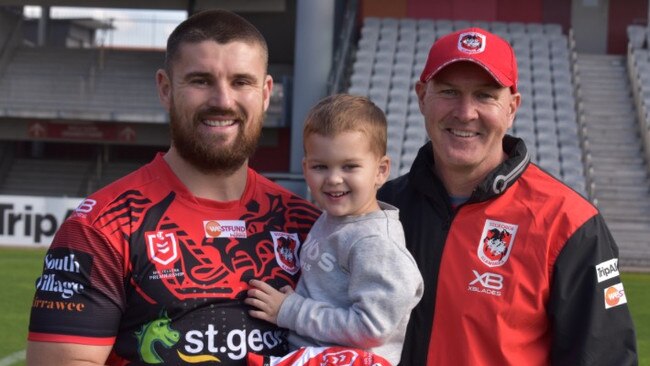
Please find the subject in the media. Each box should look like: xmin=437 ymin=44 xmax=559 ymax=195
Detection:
xmin=376 ymin=155 xmax=391 ymax=188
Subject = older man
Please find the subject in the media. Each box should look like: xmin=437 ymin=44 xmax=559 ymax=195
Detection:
xmin=378 ymin=27 xmax=638 ymax=366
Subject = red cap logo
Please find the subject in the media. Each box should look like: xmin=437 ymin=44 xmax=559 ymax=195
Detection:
xmin=458 ymin=32 xmax=486 ymax=54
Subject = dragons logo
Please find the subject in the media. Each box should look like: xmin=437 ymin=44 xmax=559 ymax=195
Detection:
xmin=477 ymin=219 xmax=517 ymax=267
xmin=135 ymin=312 xmax=180 ymax=364
xmin=272 ymin=231 xmax=300 ymax=275
xmin=458 ymin=31 xmax=486 ymax=54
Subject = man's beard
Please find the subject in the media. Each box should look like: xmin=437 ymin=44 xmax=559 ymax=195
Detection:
xmin=169 ymin=101 xmax=263 ymax=175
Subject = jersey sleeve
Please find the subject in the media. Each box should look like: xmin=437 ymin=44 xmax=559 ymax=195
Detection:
xmin=548 ymin=214 xmax=638 ymax=365
xmin=277 ymin=235 xmax=424 ymax=348
xmin=28 ymin=218 xmax=127 ymax=345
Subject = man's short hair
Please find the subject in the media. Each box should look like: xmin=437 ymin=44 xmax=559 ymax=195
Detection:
xmin=303 ymin=94 xmax=388 ymax=157
xmin=164 ymin=9 xmax=269 ymax=74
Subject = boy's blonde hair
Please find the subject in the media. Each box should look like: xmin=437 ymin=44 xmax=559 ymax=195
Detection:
xmin=303 ymin=94 xmax=388 ymax=157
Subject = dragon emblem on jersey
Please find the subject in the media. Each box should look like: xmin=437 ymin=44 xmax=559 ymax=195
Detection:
xmin=271 ymin=231 xmax=301 ymax=275
xmin=106 ymin=190 xmax=318 ymax=301
xmin=134 ymin=312 xmax=180 ymax=364
xmin=477 ymin=219 xmax=518 ymax=267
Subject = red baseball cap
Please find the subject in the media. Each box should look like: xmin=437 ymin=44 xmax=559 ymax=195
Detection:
xmin=419 ymin=27 xmax=518 ymax=93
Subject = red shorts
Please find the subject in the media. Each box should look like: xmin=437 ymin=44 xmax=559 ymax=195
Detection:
xmin=247 ymin=346 xmax=392 ymax=366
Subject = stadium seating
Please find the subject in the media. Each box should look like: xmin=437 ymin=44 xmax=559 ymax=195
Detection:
xmin=348 ymin=18 xmax=586 ymax=194
xmin=0 ymin=157 xmax=92 ymax=197
xmin=568 ymin=26 xmax=650 ymax=269
xmin=346 ymin=17 xmax=650 ymax=269
xmin=93 ymin=160 xmax=142 ymax=190
xmin=0 ymin=46 xmax=167 ymax=123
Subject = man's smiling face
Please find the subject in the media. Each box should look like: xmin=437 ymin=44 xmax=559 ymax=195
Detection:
xmin=415 ymin=61 xmax=520 ymax=176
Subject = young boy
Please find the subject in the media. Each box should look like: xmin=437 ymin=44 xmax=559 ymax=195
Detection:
xmin=245 ymin=94 xmax=424 ymax=366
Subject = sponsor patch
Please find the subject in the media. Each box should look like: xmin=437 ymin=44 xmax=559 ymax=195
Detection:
xmin=34 ymin=249 xmax=92 ymax=301
xmin=604 ymin=283 xmax=628 ymax=309
xmin=203 ymin=220 xmax=247 ymax=238
xmin=271 ymin=231 xmax=301 ymax=274
xmin=146 ymin=230 xmax=179 ymax=266
xmin=477 ymin=219 xmax=518 ymax=267
xmin=467 ymin=270 xmax=503 ymax=297
xmin=596 ymin=258 xmax=619 ymax=283
xmin=458 ymin=31 xmax=486 ymax=54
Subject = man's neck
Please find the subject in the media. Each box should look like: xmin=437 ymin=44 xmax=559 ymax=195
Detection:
xmin=434 ymin=151 xmax=507 ymax=198
xmin=163 ymin=150 xmax=248 ymax=202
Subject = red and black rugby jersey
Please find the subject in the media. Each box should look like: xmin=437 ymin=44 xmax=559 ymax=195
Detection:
xmin=28 ymin=153 xmax=320 ymax=365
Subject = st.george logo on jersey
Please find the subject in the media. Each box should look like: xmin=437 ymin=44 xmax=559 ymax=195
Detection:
xmin=271 ymin=231 xmax=301 ymax=274
xmin=477 ymin=219 xmax=517 ymax=267
xmin=146 ymin=230 xmax=179 ymax=265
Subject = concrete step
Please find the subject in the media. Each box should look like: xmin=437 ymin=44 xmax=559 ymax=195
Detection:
xmin=609 ymin=221 xmax=650 ymax=232
xmin=597 ymin=196 xmax=650 ymax=208
xmin=592 ymin=179 xmax=649 ymax=189
xmin=586 ymin=134 xmax=640 ymax=144
xmin=577 ymin=71 xmax=628 ymax=80
xmin=579 ymin=90 xmax=629 ymax=97
xmin=578 ymin=78 xmax=628 ymax=88
xmin=576 ymin=53 xmax=650 ymax=269
xmin=612 ymin=231 xmax=650 ymax=245
xmin=593 ymin=188 xmax=650 ymax=199
xmin=578 ymin=103 xmax=636 ymax=113
xmin=601 ymin=212 xmax=650 ymax=225
xmin=587 ymin=155 xmax=646 ymax=165
xmin=584 ymin=123 xmax=638 ymax=132
xmin=596 ymin=199 xmax=650 ymax=209
xmin=592 ymin=164 xmax=648 ymax=173
xmin=587 ymin=146 xmax=642 ymax=156
xmin=590 ymin=168 xmax=648 ymax=177
xmin=581 ymin=113 xmax=637 ymax=123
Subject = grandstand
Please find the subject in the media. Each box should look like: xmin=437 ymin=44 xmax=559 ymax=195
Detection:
xmin=344 ymin=16 xmax=650 ymax=269
xmin=0 ymin=1 xmax=649 ymax=269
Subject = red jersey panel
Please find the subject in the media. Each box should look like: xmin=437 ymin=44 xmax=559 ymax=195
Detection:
xmin=427 ymin=163 xmax=597 ymax=366
xmin=28 ymin=154 xmax=320 ymax=365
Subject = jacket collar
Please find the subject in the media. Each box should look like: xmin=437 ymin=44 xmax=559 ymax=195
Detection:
xmin=408 ymin=135 xmax=530 ymax=203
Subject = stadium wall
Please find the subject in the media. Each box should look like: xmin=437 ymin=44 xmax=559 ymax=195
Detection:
xmin=607 ymin=0 xmax=648 ymax=54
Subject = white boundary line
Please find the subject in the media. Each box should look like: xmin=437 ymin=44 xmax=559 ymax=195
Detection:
xmin=0 ymin=350 xmax=26 ymax=366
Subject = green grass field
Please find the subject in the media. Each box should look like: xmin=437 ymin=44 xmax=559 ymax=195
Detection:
xmin=0 ymin=247 xmax=648 ymax=365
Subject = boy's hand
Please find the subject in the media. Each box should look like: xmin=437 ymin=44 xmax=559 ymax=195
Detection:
xmin=245 ymin=279 xmax=293 ymax=324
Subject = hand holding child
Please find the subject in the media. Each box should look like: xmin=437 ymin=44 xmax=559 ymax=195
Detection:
xmin=245 ymin=279 xmax=294 ymax=324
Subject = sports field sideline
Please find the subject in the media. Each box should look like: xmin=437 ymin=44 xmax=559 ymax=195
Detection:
xmin=1 ymin=247 xmax=648 ymax=366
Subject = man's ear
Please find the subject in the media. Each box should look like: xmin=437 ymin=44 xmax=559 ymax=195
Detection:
xmin=507 ymin=92 xmax=522 ymax=128
xmin=415 ymin=80 xmax=427 ymax=113
xmin=156 ymin=69 xmax=172 ymax=111
xmin=262 ymin=74 xmax=273 ymax=112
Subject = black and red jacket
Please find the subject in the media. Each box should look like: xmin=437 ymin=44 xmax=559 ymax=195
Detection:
xmin=378 ymin=136 xmax=637 ymax=366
